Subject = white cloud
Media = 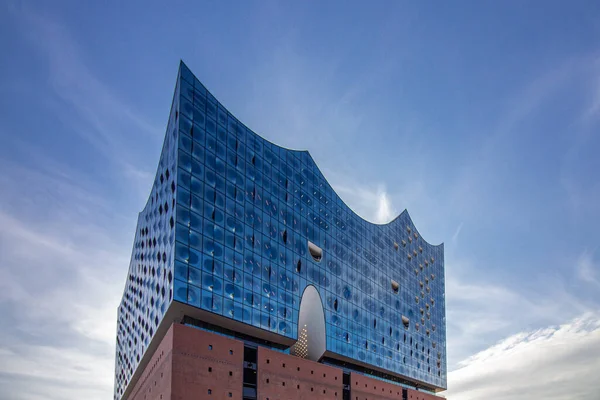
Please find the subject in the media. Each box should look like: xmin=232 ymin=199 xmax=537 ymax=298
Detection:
xmin=332 ymin=181 xmax=398 ymax=224
xmin=445 ymin=258 xmax=594 ymax=369
xmin=375 ymin=189 xmax=395 ymax=224
xmin=0 ymin=344 xmax=113 ymax=400
xmin=578 ymin=250 xmax=600 ymax=288
xmin=0 ymin=161 xmax=128 ymax=399
xmin=446 ymin=312 xmax=600 ymax=400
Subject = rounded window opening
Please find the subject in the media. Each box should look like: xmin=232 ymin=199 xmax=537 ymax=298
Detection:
xmin=402 ymin=315 xmax=410 ymax=329
xmin=391 ymin=280 xmax=399 ymax=294
xmin=308 ymin=241 xmax=322 ymax=262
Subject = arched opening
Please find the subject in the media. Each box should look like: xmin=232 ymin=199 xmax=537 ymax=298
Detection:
xmin=291 ymin=285 xmax=326 ymax=361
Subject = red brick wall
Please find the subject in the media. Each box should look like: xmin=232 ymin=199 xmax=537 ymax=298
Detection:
xmin=257 ymin=347 xmax=344 ymax=400
xmin=406 ymin=388 xmax=441 ymax=400
xmin=126 ymin=324 xmax=244 ymax=400
xmin=170 ymin=324 xmax=244 ymax=400
xmin=129 ymin=325 xmax=174 ymax=400
xmin=350 ymin=372 xmax=404 ymax=400
xmin=125 ymin=322 xmax=443 ymax=400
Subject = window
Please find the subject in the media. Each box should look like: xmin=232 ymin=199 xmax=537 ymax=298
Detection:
xmin=229 ymin=349 xmax=233 ymax=355
xmin=308 ymin=241 xmax=322 ymax=262
xmin=208 ymin=367 xmax=212 ymax=372
xmin=208 ymin=345 xmax=213 ymax=350
xmin=207 ymin=389 xmax=212 ymax=395
xmin=229 ymin=371 xmax=232 ymax=376
xmin=402 ymin=316 xmax=410 ymax=328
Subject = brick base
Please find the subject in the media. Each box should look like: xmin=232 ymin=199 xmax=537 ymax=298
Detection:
xmin=125 ymin=323 xmax=443 ymax=400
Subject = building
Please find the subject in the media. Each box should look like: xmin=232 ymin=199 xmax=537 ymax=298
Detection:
xmin=114 ymin=61 xmax=447 ymax=400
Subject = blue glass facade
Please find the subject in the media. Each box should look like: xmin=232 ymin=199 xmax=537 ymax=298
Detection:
xmin=114 ymin=61 xmax=446 ymax=399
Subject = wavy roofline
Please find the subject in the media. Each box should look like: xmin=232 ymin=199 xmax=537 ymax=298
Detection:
xmin=180 ymin=60 xmax=443 ymax=248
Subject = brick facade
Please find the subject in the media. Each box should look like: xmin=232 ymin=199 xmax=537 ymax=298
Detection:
xmin=126 ymin=323 xmax=442 ymax=400
xmin=257 ymin=347 xmax=344 ymax=400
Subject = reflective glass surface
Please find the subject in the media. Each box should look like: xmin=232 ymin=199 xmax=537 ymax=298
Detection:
xmin=114 ymin=62 xmax=447 ymax=399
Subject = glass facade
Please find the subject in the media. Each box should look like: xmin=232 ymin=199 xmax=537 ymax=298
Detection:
xmin=114 ymin=61 xmax=447 ymax=399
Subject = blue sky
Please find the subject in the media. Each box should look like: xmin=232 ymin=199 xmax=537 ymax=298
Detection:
xmin=1 ymin=1 xmax=599 ymax=399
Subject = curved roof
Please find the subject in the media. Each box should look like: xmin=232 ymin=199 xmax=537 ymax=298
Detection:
xmin=178 ymin=60 xmax=442 ymax=248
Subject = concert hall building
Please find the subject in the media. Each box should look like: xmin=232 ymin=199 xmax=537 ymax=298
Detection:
xmin=114 ymin=61 xmax=447 ymax=400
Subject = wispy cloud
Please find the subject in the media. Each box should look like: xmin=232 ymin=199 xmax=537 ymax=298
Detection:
xmin=331 ymin=180 xmax=398 ymax=224
xmin=446 ymin=311 xmax=600 ymax=400
xmin=445 ymin=257 xmax=594 ymax=369
xmin=8 ymin=4 xmax=159 ymax=192
xmin=0 ymin=154 xmax=130 ymax=399
xmin=451 ymin=223 xmax=463 ymax=244
xmin=0 ymin=208 xmax=124 ymax=400
xmin=578 ymin=249 xmax=600 ymax=288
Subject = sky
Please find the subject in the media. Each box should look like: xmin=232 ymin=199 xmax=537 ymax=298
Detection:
xmin=0 ymin=1 xmax=599 ymax=399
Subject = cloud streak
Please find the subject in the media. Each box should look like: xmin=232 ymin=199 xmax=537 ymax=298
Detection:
xmin=578 ymin=250 xmax=600 ymax=288
xmin=8 ymin=4 xmax=160 ymax=196
xmin=446 ymin=312 xmax=600 ymax=400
